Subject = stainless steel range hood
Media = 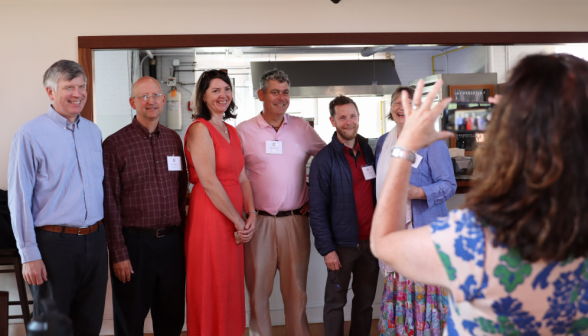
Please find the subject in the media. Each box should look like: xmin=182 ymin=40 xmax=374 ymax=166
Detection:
xmin=250 ymin=60 xmax=400 ymax=97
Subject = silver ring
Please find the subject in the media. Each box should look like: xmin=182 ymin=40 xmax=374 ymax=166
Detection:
xmin=412 ymin=104 xmax=420 ymax=109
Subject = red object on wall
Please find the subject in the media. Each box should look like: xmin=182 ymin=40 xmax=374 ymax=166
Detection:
xmin=187 ymin=101 xmax=193 ymax=111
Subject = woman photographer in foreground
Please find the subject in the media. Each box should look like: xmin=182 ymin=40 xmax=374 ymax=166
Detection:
xmin=371 ymin=54 xmax=588 ymax=335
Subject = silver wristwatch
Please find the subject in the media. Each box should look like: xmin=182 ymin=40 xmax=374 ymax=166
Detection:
xmin=390 ymin=146 xmax=416 ymax=163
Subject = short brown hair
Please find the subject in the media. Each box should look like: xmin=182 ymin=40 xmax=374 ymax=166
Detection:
xmin=465 ymin=54 xmax=588 ymax=262
xmin=329 ymin=95 xmax=358 ymax=118
xmin=388 ymin=86 xmax=414 ymax=120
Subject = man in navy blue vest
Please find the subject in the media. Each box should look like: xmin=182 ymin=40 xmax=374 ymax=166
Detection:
xmin=309 ymin=95 xmax=379 ymax=336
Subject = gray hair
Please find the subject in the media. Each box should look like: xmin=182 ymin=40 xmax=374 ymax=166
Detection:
xmin=259 ymin=69 xmax=290 ymax=93
xmin=43 ymin=60 xmax=87 ymax=92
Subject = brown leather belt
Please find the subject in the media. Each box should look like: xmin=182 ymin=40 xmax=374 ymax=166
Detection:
xmin=37 ymin=221 xmax=102 ymax=235
xmin=257 ymin=207 xmax=304 ymax=218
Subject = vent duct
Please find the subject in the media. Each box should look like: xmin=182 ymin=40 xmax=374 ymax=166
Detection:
xmin=250 ymin=60 xmax=401 ymax=97
xmin=360 ymin=46 xmax=390 ymax=57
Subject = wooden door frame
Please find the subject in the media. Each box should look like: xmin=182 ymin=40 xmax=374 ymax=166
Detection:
xmin=78 ymin=32 xmax=588 ymax=121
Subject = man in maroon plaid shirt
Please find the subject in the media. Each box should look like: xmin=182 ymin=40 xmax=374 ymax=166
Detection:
xmin=102 ymin=76 xmax=187 ymax=336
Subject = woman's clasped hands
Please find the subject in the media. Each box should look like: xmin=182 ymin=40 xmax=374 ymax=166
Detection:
xmin=234 ymin=213 xmax=256 ymax=245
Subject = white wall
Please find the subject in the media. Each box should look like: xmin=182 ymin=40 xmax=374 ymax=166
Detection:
xmin=395 ymin=50 xmax=438 ymax=86
xmin=94 ymin=50 xmax=134 ymax=139
xmin=556 ymin=44 xmax=588 ymax=60
xmin=3 ymin=1 xmax=588 ymax=335
xmin=430 ymin=45 xmax=559 ymax=84
xmin=94 ymin=52 xmax=198 ymax=141
xmin=506 ymin=45 xmax=558 ymax=76
xmin=487 ymin=45 xmax=558 ymax=83
xmin=438 ymin=46 xmax=488 ymax=75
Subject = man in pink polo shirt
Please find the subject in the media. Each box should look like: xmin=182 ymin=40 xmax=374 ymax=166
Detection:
xmin=236 ymin=69 xmax=326 ymax=336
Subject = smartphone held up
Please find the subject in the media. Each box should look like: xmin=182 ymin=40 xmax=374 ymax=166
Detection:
xmin=443 ymin=102 xmax=493 ymax=132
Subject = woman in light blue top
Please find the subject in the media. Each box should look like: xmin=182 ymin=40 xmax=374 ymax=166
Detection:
xmin=374 ymin=86 xmax=456 ymax=336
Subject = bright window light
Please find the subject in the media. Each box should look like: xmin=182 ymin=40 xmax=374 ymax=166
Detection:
xmin=555 ymin=44 xmax=588 ymax=61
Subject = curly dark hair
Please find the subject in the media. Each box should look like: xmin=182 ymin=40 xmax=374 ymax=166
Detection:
xmin=465 ymin=53 xmax=588 ymax=262
xmin=191 ymin=69 xmax=237 ymax=121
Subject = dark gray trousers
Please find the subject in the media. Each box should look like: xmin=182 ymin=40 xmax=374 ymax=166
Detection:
xmin=323 ymin=239 xmax=379 ymax=336
xmin=30 ymin=224 xmax=108 ymax=336
xmin=111 ymin=226 xmax=185 ymax=336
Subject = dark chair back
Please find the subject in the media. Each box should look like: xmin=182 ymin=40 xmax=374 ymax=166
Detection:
xmin=0 ymin=190 xmax=16 ymax=249
xmin=0 ymin=291 xmax=8 ymax=336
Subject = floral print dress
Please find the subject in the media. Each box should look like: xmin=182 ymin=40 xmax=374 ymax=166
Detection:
xmin=430 ymin=208 xmax=588 ymax=336
xmin=378 ymin=272 xmax=450 ymax=336
xmin=378 ymin=220 xmax=450 ymax=336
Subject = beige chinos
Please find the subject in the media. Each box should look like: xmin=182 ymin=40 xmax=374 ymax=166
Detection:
xmin=244 ymin=214 xmax=311 ymax=336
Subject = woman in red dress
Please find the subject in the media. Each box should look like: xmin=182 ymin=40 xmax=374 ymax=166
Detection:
xmin=184 ymin=69 xmax=256 ymax=335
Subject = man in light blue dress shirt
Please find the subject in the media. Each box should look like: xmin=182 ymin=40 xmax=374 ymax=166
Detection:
xmin=8 ymin=60 xmax=107 ymax=336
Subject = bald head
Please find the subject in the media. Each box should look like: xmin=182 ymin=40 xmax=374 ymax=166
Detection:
xmin=130 ymin=76 xmax=166 ymax=128
xmin=132 ymin=76 xmax=161 ymax=97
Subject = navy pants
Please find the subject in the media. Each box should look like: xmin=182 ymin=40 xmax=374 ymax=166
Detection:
xmin=30 ymin=224 xmax=108 ymax=336
xmin=323 ymin=239 xmax=379 ymax=336
xmin=111 ymin=226 xmax=185 ymax=336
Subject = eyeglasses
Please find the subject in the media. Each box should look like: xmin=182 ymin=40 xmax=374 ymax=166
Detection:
xmin=132 ymin=93 xmax=165 ymax=101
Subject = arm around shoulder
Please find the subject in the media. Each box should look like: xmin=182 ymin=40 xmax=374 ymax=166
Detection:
xmin=305 ymin=122 xmax=326 ymax=157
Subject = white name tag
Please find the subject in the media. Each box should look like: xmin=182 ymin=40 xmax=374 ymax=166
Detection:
xmin=265 ymin=140 xmax=283 ymax=155
xmin=411 ymin=153 xmax=423 ymax=169
xmin=167 ymin=156 xmax=182 ymax=171
xmin=361 ymin=165 xmax=376 ymax=180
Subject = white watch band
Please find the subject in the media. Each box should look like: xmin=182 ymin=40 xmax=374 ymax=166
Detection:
xmin=390 ymin=146 xmax=417 ymax=163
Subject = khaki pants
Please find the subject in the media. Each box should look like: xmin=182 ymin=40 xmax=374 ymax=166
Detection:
xmin=244 ymin=214 xmax=311 ymax=336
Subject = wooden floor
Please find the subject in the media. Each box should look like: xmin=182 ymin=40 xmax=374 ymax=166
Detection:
xmin=148 ymin=320 xmax=381 ymax=336
xmin=243 ymin=320 xmax=380 ymax=336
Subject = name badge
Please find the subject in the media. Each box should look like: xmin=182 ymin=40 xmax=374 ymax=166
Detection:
xmin=411 ymin=153 xmax=423 ymax=169
xmin=362 ymin=165 xmax=376 ymax=180
xmin=265 ymin=140 xmax=283 ymax=155
xmin=167 ymin=156 xmax=182 ymax=171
